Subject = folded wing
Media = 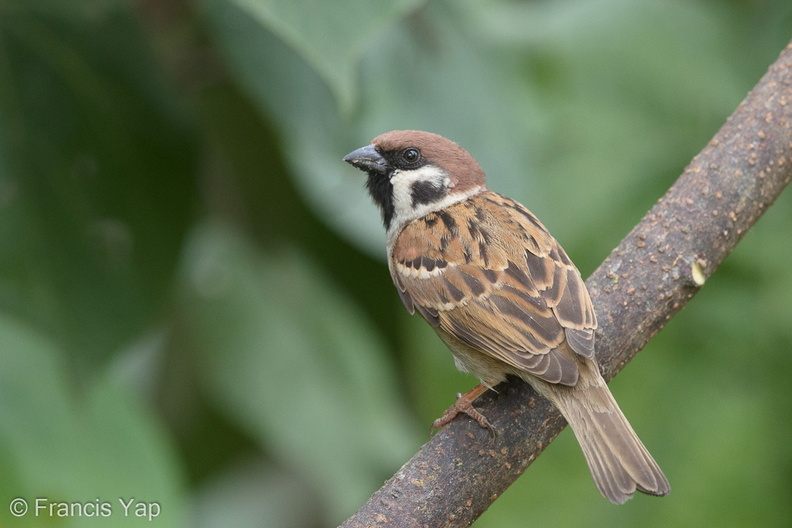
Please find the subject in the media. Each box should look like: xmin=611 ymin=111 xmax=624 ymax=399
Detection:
xmin=390 ymin=191 xmax=597 ymax=386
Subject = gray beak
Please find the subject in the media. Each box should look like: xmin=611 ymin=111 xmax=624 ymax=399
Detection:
xmin=343 ymin=144 xmax=388 ymax=175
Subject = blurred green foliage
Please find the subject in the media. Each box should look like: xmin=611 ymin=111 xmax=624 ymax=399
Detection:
xmin=0 ymin=0 xmax=791 ymax=526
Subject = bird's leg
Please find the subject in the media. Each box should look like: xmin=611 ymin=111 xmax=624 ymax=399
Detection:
xmin=432 ymin=384 xmax=495 ymax=435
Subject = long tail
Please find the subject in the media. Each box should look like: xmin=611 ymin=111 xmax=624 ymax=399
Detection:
xmin=537 ymin=361 xmax=670 ymax=504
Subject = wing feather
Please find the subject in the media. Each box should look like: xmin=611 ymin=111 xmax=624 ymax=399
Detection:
xmin=390 ymin=191 xmax=597 ymax=386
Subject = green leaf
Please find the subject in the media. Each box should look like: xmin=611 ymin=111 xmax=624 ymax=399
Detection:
xmin=0 ymin=315 xmax=184 ymax=527
xmin=0 ymin=2 xmax=195 ymax=363
xmin=223 ymin=0 xmax=424 ymax=114
xmin=176 ymin=221 xmax=419 ymax=523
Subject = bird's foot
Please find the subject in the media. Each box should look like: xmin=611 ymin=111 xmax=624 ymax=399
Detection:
xmin=432 ymin=384 xmax=495 ymax=436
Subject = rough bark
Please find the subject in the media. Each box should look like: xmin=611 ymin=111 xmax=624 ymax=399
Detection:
xmin=341 ymin=41 xmax=792 ymax=528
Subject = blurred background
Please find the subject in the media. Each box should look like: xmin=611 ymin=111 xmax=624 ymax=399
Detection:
xmin=1 ymin=0 xmax=791 ymax=526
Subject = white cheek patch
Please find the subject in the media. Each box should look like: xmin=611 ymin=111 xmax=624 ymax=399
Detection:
xmin=389 ymin=165 xmax=452 ymax=221
xmin=390 ymin=166 xmax=449 ymax=212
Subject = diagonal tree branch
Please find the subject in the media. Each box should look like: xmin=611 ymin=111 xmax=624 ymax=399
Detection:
xmin=341 ymin=41 xmax=792 ymax=528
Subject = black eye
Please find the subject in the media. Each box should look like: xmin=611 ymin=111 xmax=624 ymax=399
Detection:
xmin=401 ymin=147 xmax=420 ymax=163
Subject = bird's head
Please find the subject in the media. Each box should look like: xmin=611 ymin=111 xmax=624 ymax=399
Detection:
xmin=344 ymin=130 xmax=487 ymax=235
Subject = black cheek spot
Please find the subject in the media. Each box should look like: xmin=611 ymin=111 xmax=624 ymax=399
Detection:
xmin=410 ymin=180 xmax=447 ymax=207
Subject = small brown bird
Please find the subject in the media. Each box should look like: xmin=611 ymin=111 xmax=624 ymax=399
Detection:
xmin=344 ymin=130 xmax=669 ymax=504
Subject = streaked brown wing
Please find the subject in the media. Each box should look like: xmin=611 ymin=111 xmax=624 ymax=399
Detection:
xmin=390 ymin=191 xmax=597 ymax=386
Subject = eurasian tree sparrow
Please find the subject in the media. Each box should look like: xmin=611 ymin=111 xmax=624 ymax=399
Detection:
xmin=343 ymin=130 xmax=669 ymax=504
